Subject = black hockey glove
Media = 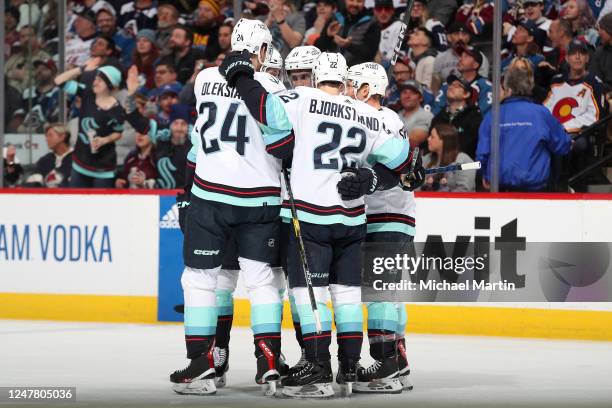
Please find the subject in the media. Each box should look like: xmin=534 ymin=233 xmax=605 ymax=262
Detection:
xmin=219 ymin=50 xmax=255 ymax=88
xmin=400 ymin=148 xmax=425 ymax=191
xmin=337 ymin=167 xmax=378 ymax=200
xmin=176 ymin=192 xmax=190 ymax=233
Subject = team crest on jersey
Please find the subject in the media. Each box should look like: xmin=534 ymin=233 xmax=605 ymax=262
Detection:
xmin=552 ymin=97 xmax=578 ymax=124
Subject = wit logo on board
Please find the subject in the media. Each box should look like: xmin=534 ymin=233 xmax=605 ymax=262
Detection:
xmin=0 ymin=224 xmax=112 ymax=263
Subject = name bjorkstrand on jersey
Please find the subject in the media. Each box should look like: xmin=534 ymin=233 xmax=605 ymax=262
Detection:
xmin=308 ymin=99 xmax=381 ymax=131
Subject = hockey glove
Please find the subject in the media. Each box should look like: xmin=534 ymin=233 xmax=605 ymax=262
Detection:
xmin=219 ymin=50 xmax=255 ymax=88
xmin=337 ymin=167 xmax=378 ymax=200
xmin=400 ymin=148 xmax=425 ymax=191
xmin=176 ymin=192 xmax=190 ymax=233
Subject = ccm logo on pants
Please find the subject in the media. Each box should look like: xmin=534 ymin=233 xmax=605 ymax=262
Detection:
xmin=193 ymin=249 xmax=220 ymax=256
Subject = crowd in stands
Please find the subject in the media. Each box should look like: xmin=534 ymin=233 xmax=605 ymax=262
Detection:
xmin=2 ymin=0 xmax=612 ymax=191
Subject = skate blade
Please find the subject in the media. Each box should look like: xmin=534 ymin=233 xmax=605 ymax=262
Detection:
xmin=215 ymin=373 xmax=227 ymax=388
xmin=339 ymin=382 xmax=353 ymax=397
xmin=281 ymin=383 xmax=334 ymax=398
xmin=399 ymin=374 xmax=413 ymax=391
xmin=171 ymin=379 xmax=217 ymax=395
xmin=354 ymin=378 xmax=403 ymax=394
xmin=261 ymin=380 xmax=280 ymax=397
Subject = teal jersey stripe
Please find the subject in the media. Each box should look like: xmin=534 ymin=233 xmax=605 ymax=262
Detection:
xmin=367 ymin=222 xmax=415 ymax=236
xmin=184 ymin=306 xmax=217 ymax=333
xmin=215 ymin=290 xmax=234 ymax=307
xmin=370 ymin=138 xmax=410 ymax=170
xmin=216 ymin=306 xmax=233 ymax=316
xmin=192 ymin=184 xmax=281 ymax=207
xmin=251 ymin=303 xmax=282 ymax=326
xmin=280 ymin=208 xmax=366 ymax=226
xmin=184 ymin=325 xmax=217 ymax=336
xmin=72 ymin=162 xmax=115 ymax=179
xmin=260 ymin=94 xmax=293 ymax=146
xmin=252 ymin=322 xmax=282 ymax=334
xmin=334 ymin=304 xmax=363 ymax=333
xmin=297 ymin=303 xmax=333 ymax=334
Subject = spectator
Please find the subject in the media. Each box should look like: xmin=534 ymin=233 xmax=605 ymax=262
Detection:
xmin=215 ymin=23 xmax=233 ymax=60
xmin=2 ymin=144 xmax=24 ymax=187
xmin=156 ymin=83 xmax=183 ymax=127
xmin=118 ymin=0 xmax=158 ymax=34
xmin=385 ymin=54 xmax=416 ymax=111
xmin=4 ymin=78 xmax=23 ymax=132
xmin=407 ymin=27 xmax=437 ymax=89
xmin=23 ymin=123 xmax=73 ymax=188
xmin=315 ymin=0 xmax=381 ymax=66
xmin=544 ymin=39 xmax=607 ymax=176
xmin=372 ymin=0 xmax=403 ymax=65
xmin=132 ymin=29 xmax=160 ymax=91
xmin=590 ymin=12 xmax=612 ymax=90
xmin=455 ymin=0 xmax=494 ymax=46
xmin=115 ymin=129 xmax=157 ymax=189
xmin=193 ymin=0 xmax=223 ymax=59
xmin=157 ymin=3 xmax=180 ymax=52
xmin=410 ymin=0 xmax=448 ymax=52
xmin=421 ymin=122 xmax=476 ymax=192
xmin=5 ymin=26 xmax=52 ymax=92
xmin=4 ymin=7 xmax=20 ymax=58
xmin=433 ymin=45 xmax=493 ymax=115
xmin=397 ymin=79 xmax=434 ymax=147
xmin=544 ymin=39 xmax=607 ymax=134
xmin=155 ymin=104 xmax=193 ymax=189
xmin=541 ymin=19 xmax=573 ymax=75
xmin=476 ymin=65 xmax=571 ymax=192
xmin=150 ymin=63 xmax=181 ymax=97
xmin=161 ymin=25 xmax=204 ymax=84
xmin=14 ymin=59 xmax=60 ymax=133
xmin=561 ymin=0 xmax=599 ymax=47
xmin=54 ymin=59 xmax=126 ymax=188
xmin=501 ymin=21 xmax=545 ymax=71
xmin=264 ymin=0 xmax=306 ymax=58
xmin=10 ymin=0 xmax=41 ymax=31
xmin=427 ymin=0 xmax=458 ymax=26
xmin=303 ymin=0 xmax=338 ymax=46
xmin=432 ymin=21 xmax=490 ymax=92
xmin=432 ymin=74 xmax=483 ymax=159
xmin=96 ymin=6 xmax=136 ymax=67
xmin=523 ymin=0 xmax=552 ymax=33
xmin=90 ymin=35 xmax=121 ymax=66
xmin=66 ymin=9 xmax=98 ymax=68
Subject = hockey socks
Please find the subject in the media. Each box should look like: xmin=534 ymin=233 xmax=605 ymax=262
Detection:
xmin=296 ymin=302 xmax=333 ymax=362
xmin=335 ymin=303 xmax=364 ymax=365
xmin=215 ymin=289 xmax=234 ymax=349
xmin=367 ymin=302 xmax=399 ymax=359
xmin=288 ymin=291 xmax=304 ymax=349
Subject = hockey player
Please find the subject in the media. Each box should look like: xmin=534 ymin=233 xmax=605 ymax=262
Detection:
xmin=169 ymin=18 xmax=286 ymax=396
xmin=219 ymin=51 xmax=424 ymax=398
xmin=261 ymin=47 xmax=284 ymax=80
xmin=345 ymin=62 xmax=415 ymax=393
xmin=284 ymin=45 xmax=321 ymax=88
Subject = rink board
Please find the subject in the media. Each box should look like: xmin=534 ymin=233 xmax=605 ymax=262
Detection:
xmin=1 ymin=190 xmax=612 ymax=341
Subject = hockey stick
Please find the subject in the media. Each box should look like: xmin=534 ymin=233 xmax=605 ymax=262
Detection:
xmin=282 ymin=161 xmax=323 ymax=334
xmin=391 ymin=0 xmax=416 ymax=65
xmin=425 ymin=161 xmax=481 ymax=175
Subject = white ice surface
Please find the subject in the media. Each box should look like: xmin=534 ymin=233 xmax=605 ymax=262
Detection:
xmin=1 ymin=320 xmax=611 ymax=407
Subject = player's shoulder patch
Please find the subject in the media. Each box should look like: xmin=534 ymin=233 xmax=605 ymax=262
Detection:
xmin=255 ymin=71 xmax=286 ymax=93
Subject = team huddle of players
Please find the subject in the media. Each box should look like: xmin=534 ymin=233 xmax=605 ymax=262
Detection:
xmin=169 ymin=18 xmax=423 ymax=399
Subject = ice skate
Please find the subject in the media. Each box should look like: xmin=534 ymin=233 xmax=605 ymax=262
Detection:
xmin=286 ymin=348 xmax=307 ymax=377
xmin=336 ymin=360 xmax=359 ymax=397
xmin=281 ymin=360 xmax=334 ymax=398
xmin=397 ymin=338 xmax=413 ymax=390
xmin=213 ymin=346 xmax=229 ymax=388
xmin=170 ymin=352 xmax=216 ymax=395
xmin=255 ymin=340 xmax=281 ymax=396
xmin=354 ymin=355 xmax=402 ymax=394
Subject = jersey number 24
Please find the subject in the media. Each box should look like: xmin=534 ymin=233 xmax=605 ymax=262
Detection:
xmin=197 ymin=101 xmax=249 ymax=155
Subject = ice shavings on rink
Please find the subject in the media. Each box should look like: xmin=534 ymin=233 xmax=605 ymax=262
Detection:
xmin=1 ymin=320 xmax=611 ymax=407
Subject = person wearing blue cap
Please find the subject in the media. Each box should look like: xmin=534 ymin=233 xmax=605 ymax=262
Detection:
xmin=155 ymin=104 xmax=193 ymax=190
xmin=54 ymin=58 xmax=125 ymax=188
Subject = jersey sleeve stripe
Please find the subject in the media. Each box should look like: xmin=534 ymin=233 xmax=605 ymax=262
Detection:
xmin=194 ymin=173 xmax=281 ymax=197
xmin=370 ymin=138 xmax=411 ymax=172
xmin=259 ymin=93 xmax=267 ymax=124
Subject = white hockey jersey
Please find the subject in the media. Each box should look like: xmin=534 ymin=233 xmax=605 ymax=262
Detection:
xmin=543 ymin=72 xmax=606 ymax=134
xmin=267 ymin=87 xmax=412 ymax=226
xmin=191 ymin=68 xmax=286 ymax=207
xmin=365 ymin=107 xmax=416 ymax=236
